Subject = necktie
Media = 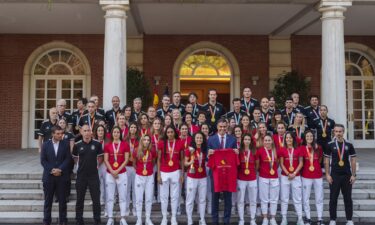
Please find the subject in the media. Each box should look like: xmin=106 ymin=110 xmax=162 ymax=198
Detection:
xmin=220 ymin=136 xmax=224 ymax=149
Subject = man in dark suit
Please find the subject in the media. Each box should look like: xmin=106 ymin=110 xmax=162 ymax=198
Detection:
xmin=207 ymin=118 xmax=239 ymax=225
xmin=40 ymin=125 xmax=72 ymax=225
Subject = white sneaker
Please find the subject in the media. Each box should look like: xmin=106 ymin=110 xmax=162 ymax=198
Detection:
xmin=103 ymin=211 xmax=108 ymax=217
xmin=106 ymin=218 xmax=114 ymax=225
xmin=270 ymin=218 xmax=278 ymax=225
xmin=120 ymin=218 xmax=128 ymax=225
xmin=329 ymin=221 xmax=336 ymax=225
xmin=250 ymin=219 xmax=257 ymax=225
xmin=160 ymin=217 xmax=168 ymax=225
xmin=171 ymin=217 xmax=178 ymax=225
xmin=135 ymin=219 xmax=142 ymax=225
xmin=280 ymin=217 xmax=287 ymax=225
xmin=239 ymin=220 xmax=245 ymax=225
xmin=262 ymin=218 xmax=269 ymax=225
xmin=199 ymin=220 xmax=207 ymax=225
xmin=297 ymin=218 xmax=304 ymax=225
xmin=146 ymin=218 xmax=154 ymax=225
xmin=346 ymin=221 xmax=354 ymax=225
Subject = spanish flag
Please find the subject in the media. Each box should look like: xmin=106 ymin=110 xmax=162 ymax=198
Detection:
xmin=153 ymin=87 xmax=159 ymax=108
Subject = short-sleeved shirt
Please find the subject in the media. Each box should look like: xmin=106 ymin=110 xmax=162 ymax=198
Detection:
xmin=240 ymin=98 xmax=260 ymax=118
xmin=185 ymin=147 xmax=207 ymax=179
xmin=78 ymin=113 xmax=105 ymax=129
xmin=324 ymin=140 xmax=356 ymax=176
xmin=105 ymin=108 xmax=122 ymax=132
xmin=158 ymin=139 xmax=184 ymax=172
xmin=63 ymin=132 xmax=75 ymax=142
xmin=256 ymin=147 xmax=279 ymax=179
xmin=202 ymin=102 xmax=226 ymax=130
xmin=134 ymin=148 xmax=157 ymax=176
xmin=169 ymin=103 xmax=186 ymax=115
xmin=104 ymin=141 xmax=130 ymax=174
xmin=238 ymin=149 xmax=257 ymax=181
xmin=300 ymin=145 xmax=323 ymax=179
xmin=58 ymin=111 xmax=72 ymax=125
xmin=37 ymin=120 xmax=58 ymax=142
xmin=279 ymin=147 xmax=302 ymax=176
xmin=314 ymin=118 xmax=335 ymax=144
xmin=72 ymin=139 xmax=103 ymax=177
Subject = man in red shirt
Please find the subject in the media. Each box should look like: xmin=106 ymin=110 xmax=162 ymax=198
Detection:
xmin=207 ymin=119 xmax=239 ymax=225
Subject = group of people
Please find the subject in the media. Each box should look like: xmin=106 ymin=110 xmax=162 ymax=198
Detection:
xmin=39 ymin=87 xmax=357 ymax=225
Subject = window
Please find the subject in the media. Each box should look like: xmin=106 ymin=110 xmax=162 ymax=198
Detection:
xmin=345 ymin=50 xmax=374 ymax=77
xmin=179 ymin=49 xmax=232 ymax=81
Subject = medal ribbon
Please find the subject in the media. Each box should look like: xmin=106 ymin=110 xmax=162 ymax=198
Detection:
xmin=287 ymin=147 xmax=294 ymax=168
xmin=195 ymin=148 xmax=203 ymax=169
xmin=245 ymin=149 xmax=251 ymax=169
xmin=153 ymin=134 xmax=159 ymax=150
xmin=278 ymin=135 xmax=284 ymax=148
xmin=321 ymin=119 xmax=327 ymax=135
xmin=335 ymin=140 xmax=345 ymax=162
xmin=112 ymin=142 xmax=121 ymax=163
xmin=306 ymin=146 xmax=314 ymax=167
xmin=264 ymin=147 xmax=274 ymax=170
xmin=244 ymin=99 xmax=251 ymax=114
xmin=168 ymin=140 xmax=176 ymax=161
xmin=209 ymin=105 xmax=216 ymax=120
xmin=234 ymin=113 xmax=241 ymax=125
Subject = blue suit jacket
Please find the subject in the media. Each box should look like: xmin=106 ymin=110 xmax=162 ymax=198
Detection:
xmin=207 ymin=134 xmax=237 ymax=150
xmin=40 ymin=139 xmax=72 ymax=183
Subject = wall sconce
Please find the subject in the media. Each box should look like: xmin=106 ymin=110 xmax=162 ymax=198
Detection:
xmin=251 ymin=76 xmax=259 ymax=86
xmin=304 ymin=76 xmax=312 ymax=82
xmin=154 ymin=76 xmax=161 ymax=86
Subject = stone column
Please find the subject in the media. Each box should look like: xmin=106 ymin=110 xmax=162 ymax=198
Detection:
xmin=319 ymin=0 xmax=352 ymax=128
xmin=100 ymin=0 xmax=129 ymax=110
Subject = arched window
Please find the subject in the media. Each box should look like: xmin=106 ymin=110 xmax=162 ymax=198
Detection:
xmin=345 ymin=49 xmax=375 ymax=145
xmin=31 ymin=48 xmax=89 ymax=143
xmin=179 ymin=49 xmax=232 ymax=81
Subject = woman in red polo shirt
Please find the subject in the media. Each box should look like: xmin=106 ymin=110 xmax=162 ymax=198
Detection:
xmin=256 ymin=134 xmax=279 ymax=225
xmin=184 ymin=112 xmax=200 ymax=136
xmin=184 ymin=131 xmax=207 ymax=225
xmin=273 ymin=121 xmax=287 ymax=150
xmin=124 ymin=122 xmax=139 ymax=216
xmin=253 ymin=122 xmax=268 ymax=148
xmin=240 ymin=114 xmax=252 ymax=135
xmin=279 ymin=131 xmax=304 ymax=225
xmin=117 ymin=113 xmax=129 ymax=139
xmin=237 ymin=133 xmax=257 ymax=225
xmin=301 ymin=130 xmax=324 ymax=225
xmin=150 ymin=117 xmax=163 ymax=203
xmin=138 ymin=113 xmax=151 ymax=137
xmin=104 ymin=126 xmax=130 ymax=225
xmin=157 ymin=125 xmax=185 ymax=225
xmin=133 ymin=135 xmax=157 ymax=225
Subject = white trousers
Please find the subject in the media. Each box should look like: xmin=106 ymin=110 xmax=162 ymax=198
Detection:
xmin=206 ymin=166 xmax=212 ymax=211
xmin=105 ymin=172 xmax=127 ymax=217
xmin=237 ymin=180 xmax=257 ymax=220
xmin=135 ymin=174 xmax=154 ymax=221
xmin=280 ymin=175 xmax=303 ymax=218
xmin=98 ymin=163 xmax=107 ymax=203
xmin=258 ymin=177 xmax=279 ymax=216
xmin=185 ymin=177 xmax=207 ymax=224
xmin=125 ymin=166 xmax=136 ymax=211
xmin=302 ymin=177 xmax=324 ymax=220
xmin=160 ymin=170 xmax=181 ymax=218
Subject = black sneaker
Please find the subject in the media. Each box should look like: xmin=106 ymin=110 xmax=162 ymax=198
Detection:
xmin=304 ymin=218 xmax=312 ymax=225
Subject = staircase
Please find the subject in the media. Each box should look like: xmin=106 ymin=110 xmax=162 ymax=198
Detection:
xmin=0 ymin=171 xmax=374 ymax=224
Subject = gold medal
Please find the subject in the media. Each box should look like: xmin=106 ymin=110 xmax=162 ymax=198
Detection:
xmin=322 ymin=132 xmax=327 ymax=138
xmin=270 ymin=169 xmax=275 ymax=175
xmin=168 ymin=160 xmax=174 ymax=167
xmin=211 ymin=117 xmax=215 ymax=123
xmin=198 ymin=167 xmax=203 ymax=173
xmin=113 ymin=162 xmax=119 ymax=168
xmin=244 ymin=169 xmax=250 ymax=175
xmin=339 ymin=160 xmax=344 ymax=167
xmin=309 ymin=166 xmax=315 ymax=172
xmin=142 ymin=169 xmax=148 ymax=176
xmin=289 ymin=166 xmax=294 ymax=172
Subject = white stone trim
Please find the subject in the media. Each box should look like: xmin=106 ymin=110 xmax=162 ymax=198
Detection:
xmin=22 ymin=41 xmax=91 ymax=149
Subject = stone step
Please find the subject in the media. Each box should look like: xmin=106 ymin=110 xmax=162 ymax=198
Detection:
xmin=0 ymin=210 xmax=371 ymax=224
xmin=1 ymin=188 xmax=374 ymax=201
xmin=2 ymin=179 xmax=375 ymax=190
xmin=0 ymin=199 xmax=374 ymax=212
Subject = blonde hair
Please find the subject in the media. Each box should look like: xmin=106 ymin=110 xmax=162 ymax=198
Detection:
xmin=137 ymin=135 xmax=152 ymax=159
xmin=292 ymin=112 xmax=306 ymax=131
xmin=255 ymin=122 xmax=267 ymax=148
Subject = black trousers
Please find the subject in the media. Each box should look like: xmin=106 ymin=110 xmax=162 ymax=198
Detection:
xmin=43 ymin=176 xmax=68 ymax=224
xmin=75 ymin=174 xmax=101 ymax=223
xmin=329 ymin=174 xmax=353 ymax=221
xmin=210 ymin=174 xmax=232 ymax=225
